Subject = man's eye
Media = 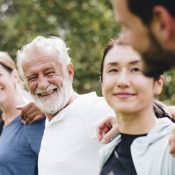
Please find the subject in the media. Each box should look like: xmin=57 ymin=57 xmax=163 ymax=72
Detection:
xmin=46 ymin=72 xmax=54 ymax=76
xmin=28 ymin=77 xmax=37 ymax=82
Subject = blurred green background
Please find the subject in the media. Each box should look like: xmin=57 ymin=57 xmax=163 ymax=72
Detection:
xmin=0 ymin=0 xmax=174 ymax=104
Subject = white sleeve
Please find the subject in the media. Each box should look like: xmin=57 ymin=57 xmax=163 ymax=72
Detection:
xmin=82 ymin=97 xmax=116 ymax=145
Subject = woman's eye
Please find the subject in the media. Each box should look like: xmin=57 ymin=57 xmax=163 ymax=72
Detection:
xmin=131 ymin=67 xmax=141 ymax=72
xmin=108 ymin=68 xmax=118 ymax=73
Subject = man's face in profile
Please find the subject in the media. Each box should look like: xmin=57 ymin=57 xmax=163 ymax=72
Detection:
xmin=112 ymin=0 xmax=175 ymax=77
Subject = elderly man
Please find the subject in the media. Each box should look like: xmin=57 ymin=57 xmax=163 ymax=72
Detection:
xmin=112 ymin=0 xmax=175 ymax=77
xmin=16 ymin=36 xmax=115 ymax=175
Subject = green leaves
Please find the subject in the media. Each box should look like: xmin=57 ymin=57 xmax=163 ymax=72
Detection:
xmin=0 ymin=0 xmax=119 ymax=95
xmin=0 ymin=0 xmax=174 ymax=104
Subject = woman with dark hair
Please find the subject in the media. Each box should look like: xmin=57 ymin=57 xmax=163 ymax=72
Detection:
xmin=99 ymin=39 xmax=175 ymax=175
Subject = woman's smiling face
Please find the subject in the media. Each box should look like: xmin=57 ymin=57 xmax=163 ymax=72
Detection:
xmin=101 ymin=45 xmax=163 ymax=115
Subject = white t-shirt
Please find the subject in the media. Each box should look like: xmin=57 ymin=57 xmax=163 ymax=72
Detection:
xmin=38 ymin=92 xmax=115 ymax=175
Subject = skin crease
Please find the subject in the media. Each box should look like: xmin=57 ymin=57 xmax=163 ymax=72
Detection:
xmin=101 ymin=45 xmax=164 ymax=135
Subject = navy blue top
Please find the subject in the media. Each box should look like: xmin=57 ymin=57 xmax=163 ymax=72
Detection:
xmin=100 ymin=133 xmax=147 ymax=175
xmin=0 ymin=119 xmax=4 ymax=136
xmin=0 ymin=116 xmax=45 ymax=175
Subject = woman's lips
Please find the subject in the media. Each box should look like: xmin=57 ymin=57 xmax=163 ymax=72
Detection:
xmin=113 ymin=92 xmax=136 ymax=98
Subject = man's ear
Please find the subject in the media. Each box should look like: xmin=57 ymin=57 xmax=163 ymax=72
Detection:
xmin=152 ymin=6 xmax=175 ymax=41
xmin=66 ymin=63 xmax=74 ymax=80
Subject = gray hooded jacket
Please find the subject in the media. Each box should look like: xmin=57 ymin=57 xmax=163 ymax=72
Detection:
xmin=99 ymin=118 xmax=175 ymax=175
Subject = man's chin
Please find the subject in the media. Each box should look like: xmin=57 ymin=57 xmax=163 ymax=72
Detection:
xmin=142 ymin=52 xmax=175 ymax=77
xmin=39 ymin=105 xmax=60 ymax=115
xmin=142 ymin=31 xmax=175 ymax=77
xmin=32 ymin=100 xmax=57 ymax=114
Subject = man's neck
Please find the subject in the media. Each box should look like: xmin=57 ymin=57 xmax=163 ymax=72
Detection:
xmin=47 ymin=92 xmax=79 ymax=121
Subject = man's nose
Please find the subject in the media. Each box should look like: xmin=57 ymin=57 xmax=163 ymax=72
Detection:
xmin=37 ymin=75 xmax=49 ymax=90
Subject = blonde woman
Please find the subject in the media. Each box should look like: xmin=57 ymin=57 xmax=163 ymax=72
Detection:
xmin=0 ymin=52 xmax=45 ymax=175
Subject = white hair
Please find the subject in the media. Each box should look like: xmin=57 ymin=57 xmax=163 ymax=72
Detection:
xmin=16 ymin=36 xmax=71 ymax=81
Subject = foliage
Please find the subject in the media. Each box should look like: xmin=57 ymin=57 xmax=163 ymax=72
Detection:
xmin=159 ymin=71 xmax=175 ymax=105
xmin=0 ymin=0 xmax=175 ymax=104
xmin=0 ymin=0 xmax=119 ymax=95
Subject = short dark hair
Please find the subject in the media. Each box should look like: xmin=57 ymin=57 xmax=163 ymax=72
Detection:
xmin=126 ymin=0 xmax=175 ymax=25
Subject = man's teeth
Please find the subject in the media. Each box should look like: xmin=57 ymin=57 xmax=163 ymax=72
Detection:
xmin=38 ymin=89 xmax=57 ymax=96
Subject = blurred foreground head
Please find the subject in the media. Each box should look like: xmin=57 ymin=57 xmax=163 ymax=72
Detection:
xmin=112 ymin=0 xmax=175 ymax=77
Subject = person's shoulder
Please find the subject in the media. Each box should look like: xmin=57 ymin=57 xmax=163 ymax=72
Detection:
xmin=157 ymin=118 xmax=175 ymax=130
xmin=77 ymin=92 xmax=108 ymax=106
xmin=135 ymin=118 xmax=175 ymax=146
xmin=23 ymin=117 xmax=45 ymax=131
xmin=76 ymin=92 xmax=114 ymax=117
xmin=77 ymin=91 xmax=98 ymax=101
xmin=29 ymin=117 xmax=45 ymax=126
xmin=22 ymin=118 xmax=45 ymax=142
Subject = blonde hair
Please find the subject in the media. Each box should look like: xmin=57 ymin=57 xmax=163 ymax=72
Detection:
xmin=0 ymin=51 xmax=16 ymax=71
xmin=0 ymin=51 xmax=31 ymax=104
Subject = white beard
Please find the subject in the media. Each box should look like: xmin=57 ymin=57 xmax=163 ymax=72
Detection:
xmin=32 ymin=79 xmax=73 ymax=115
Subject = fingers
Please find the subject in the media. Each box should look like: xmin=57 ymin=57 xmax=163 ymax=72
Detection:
xmin=23 ymin=111 xmax=44 ymax=124
xmin=16 ymin=105 xmax=24 ymax=110
xmin=17 ymin=102 xmax=33 ymax=120
xmin=101 ymin=125 xmax=119 ymax=144
xmin=168 ymin=106 xmax=175 ymax=121
xmin=97 ymin=124 xmax=111 ymax=142
xmin=97 ymin=116 xmax=118 ymax=144
xmin=169 ymin=128 xmax=175 ymax=157
xmin=17 ymin=102 xmax=44 ymax=124
xmin=97 ymin=117 xmax=112 ymax=141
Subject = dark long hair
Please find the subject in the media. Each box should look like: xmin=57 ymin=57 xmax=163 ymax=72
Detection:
xmin=100 ymin=38 xmax=161 ymax=81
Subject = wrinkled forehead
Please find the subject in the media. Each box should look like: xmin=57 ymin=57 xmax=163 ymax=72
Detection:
xmin=22 ymin=56 xmax=63 ymax=78
xmin=21 ymin=50 xmax=61 ymax=66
